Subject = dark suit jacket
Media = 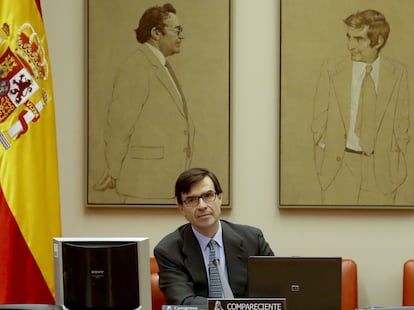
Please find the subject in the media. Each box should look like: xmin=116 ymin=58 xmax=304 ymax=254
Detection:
xmin=154 ymin=220 xmax=274 ymax=306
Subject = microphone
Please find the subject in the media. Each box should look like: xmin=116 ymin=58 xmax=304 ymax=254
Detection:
xmin=213 ymin=258 xmax=234 ymax=299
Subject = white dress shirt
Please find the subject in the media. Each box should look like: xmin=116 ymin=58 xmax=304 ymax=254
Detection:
xmin=346 ymin=57 xmax=380 ymax=151
xmin=192 ymin=222 xmax=229 ymax=282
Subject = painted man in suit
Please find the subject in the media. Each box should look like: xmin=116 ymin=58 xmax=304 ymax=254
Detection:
xmin=154 ymin=168 xmax=274 ymax=306
xmin=94 ymin=3 xmax=194 ymax=203
xmin=312 ymin=9 xmax=410 ymax=205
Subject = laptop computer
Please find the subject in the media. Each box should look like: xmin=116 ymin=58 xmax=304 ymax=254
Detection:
xmin=248 ymin=256 xmax=342 ymax=310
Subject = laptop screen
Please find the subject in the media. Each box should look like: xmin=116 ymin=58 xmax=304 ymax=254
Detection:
xmin=248 ymin=256 xmax=342 ymax=310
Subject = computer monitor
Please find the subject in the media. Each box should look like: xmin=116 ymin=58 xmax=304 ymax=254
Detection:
xmin=53 ymin=237 xmax=151 ymax=310
xmin=248 ymin=256 xmax=342 ymax=310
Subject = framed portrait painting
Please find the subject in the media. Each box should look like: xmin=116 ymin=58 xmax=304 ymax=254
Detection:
xmin=86 ymin=0 xmax=231 ymax=207
xmin=279 ymin=0 xmax=414 ymax=209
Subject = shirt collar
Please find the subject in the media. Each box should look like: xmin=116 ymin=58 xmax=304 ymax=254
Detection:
xmin=144 ymin=42 xmax=167 ymax=66
xmin=353 ymin=55 xmax=381 ymax=78
xmin=192 ymin=221 xmax=223 ymax=251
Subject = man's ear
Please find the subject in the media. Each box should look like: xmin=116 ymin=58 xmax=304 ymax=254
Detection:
xmin=150 ymin=27 xmax=162 ymax=40
xmin=375 ymin=35 xmax=385 ymax=49
xmin=177 ymin=203 xmax=185 ymax=214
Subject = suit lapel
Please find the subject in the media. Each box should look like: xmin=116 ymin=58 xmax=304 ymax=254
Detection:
xmin=331 ymin=59 xmax=352 ymax=132
xmin=376 ymin=56 xmax=399 ymax=131
xmin=181 ymin=226 xmax=209 ymax=293
xmin=221 ymin=221 xmax=246 ymax=293
xmin=140 ymin=44 xmax=187 ymax=117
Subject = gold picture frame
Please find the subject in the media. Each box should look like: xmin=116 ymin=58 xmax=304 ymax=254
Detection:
xmin=86 ymin=0 xmax=231 ymax=207
xmin=279 ymin=0 xmax=414 ymax=209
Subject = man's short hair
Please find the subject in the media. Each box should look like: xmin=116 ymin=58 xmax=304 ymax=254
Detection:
xmin=344 ymin=9 xmax=390 ymax=50
xmin=135 ymin=3 xmax=176 ymax=43
xmin=175 ymin=168 xmax=223 ymax=204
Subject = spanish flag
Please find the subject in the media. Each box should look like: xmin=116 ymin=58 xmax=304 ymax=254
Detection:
xmin=0 ymin=0 xmax=61 ymax=304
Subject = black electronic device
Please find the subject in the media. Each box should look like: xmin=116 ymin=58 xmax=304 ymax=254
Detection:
xmin=53 ymin=237 xmax=150 ymax=310
xmin=248 ymin=256 xmax=342 ymax=310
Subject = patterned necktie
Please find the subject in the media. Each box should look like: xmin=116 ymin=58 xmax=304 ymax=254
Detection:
xmin=355 ymin=64 xmax=376 ymax=154
xmin=208 ymin=239 xmax=223 ymax=298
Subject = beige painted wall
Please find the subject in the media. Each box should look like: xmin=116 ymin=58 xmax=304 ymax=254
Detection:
xmin=41 ymin=0 xmax=414 ymax=308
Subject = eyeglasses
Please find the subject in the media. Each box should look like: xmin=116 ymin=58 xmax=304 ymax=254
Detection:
xmin=182 ymin=190 xmax=217 ymax=208
xmin=164 ymin=25 xmax=183 ymax=36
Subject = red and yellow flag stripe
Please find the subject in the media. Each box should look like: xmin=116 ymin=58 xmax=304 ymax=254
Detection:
xmin=0 ymin=0 xmax=61 ymax=304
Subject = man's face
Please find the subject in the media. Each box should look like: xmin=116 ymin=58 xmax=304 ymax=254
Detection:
xmin=346 ymin=25 xmax=380 ymax=63
xmin=158 ymin=13 xmax=183 ymax=57
xmin=178 ymin=176 xmax=222 ymax=238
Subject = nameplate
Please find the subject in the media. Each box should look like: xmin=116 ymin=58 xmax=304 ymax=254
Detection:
xmin=162 ymin=306 xmax=201 ymax=310
xmin=207 ymin=298 xmax=286 ymax=310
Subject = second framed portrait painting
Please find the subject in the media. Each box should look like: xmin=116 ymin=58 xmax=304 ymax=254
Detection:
xmin=86 ymin=0 xmax=231 ymax=207
xmin=279 ymin=0 xmax=414 ymax=209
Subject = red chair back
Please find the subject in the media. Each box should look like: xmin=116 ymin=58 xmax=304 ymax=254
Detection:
xmin=403 ymin=259 xmax=414 ymax=306
xmin=150 ymin=257 xmax=167 ymax=310
xmin=342 ymin=258 xmax=358 ymax=310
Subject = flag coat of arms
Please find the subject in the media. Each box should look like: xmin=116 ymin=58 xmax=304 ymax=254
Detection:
xmin=0 ymin=0 xmax=61 ymax=304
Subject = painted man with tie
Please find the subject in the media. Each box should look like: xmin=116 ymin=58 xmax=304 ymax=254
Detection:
xmin=311 ymin=9 xmax=410 ymax=205
xmin=95 ymin=3 xmax=195 ymax=204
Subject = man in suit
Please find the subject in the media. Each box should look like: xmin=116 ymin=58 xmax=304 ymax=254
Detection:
xmin=311 ymin=9 xmax=410 ymax=205
xmin=154 ymin=168 xmax=274 ymax=306
xmin=94 ymin=3 xmax=194 ymax=203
